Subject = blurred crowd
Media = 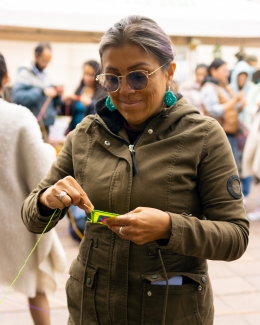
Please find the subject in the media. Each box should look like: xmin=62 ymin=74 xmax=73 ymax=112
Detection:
xmin=178 ymin=53 xmax=260 ymax=221
xmin=0 ymin=40 xmax=260 ymax=324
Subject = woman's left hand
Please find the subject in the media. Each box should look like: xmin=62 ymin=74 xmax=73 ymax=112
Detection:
xmin=102 ymin=207 xmax=171 ymax=245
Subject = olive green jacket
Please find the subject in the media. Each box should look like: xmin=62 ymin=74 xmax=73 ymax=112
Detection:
xmin=22 ymin=97 xmax=249 ymax=325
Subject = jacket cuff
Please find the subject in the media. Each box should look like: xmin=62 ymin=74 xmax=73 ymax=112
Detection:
xmin=29 ymin=187 xmax=67 ymax=232
xmin=161 ymin=212 xmax=185 ymax=251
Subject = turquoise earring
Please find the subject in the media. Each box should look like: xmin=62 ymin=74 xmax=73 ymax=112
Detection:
xmin=164 ymin=86 xmax=177 ymax=107
xmin=106 ymin=96 xmax=117 ymax=112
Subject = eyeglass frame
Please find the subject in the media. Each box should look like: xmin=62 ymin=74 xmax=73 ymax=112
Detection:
xmin=95 ymin=63 xmax=168 ymax=93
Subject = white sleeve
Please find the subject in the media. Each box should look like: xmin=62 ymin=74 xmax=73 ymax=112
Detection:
xmin=201 ymin=84 xmax=225 ymax=118
xmin=18 ymin=109 xmax=56 ymax=192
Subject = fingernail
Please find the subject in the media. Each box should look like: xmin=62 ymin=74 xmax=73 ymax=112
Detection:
xmin=84 ymin=204 xmax=94 ymax=212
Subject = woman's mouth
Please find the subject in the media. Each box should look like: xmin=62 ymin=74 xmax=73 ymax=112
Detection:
xmin=120 ymin=100 xmax=142 ymax=107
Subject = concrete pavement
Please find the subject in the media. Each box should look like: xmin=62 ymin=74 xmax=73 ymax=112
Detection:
xmin=0 ymin=184 xmax=260 ymax=325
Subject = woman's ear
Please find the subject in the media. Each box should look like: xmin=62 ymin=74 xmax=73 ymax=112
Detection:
xmin=166 ymin=61 xmax=176 ymax=85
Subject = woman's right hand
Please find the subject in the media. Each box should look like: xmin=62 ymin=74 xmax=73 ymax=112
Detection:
xmin=38 ymin=176 xmax=94 ymax=214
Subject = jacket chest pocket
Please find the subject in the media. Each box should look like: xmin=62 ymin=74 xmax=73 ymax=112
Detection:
xmin=66 ymin=257 xmax=99 ymax=325
xmin=141 ymin=276 xmax=203 ymax=325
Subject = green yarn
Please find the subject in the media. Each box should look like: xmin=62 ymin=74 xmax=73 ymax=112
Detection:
xmin=0 ymin=209 xmax=58 ymax=305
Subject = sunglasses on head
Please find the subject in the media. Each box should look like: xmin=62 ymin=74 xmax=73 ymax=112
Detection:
xmin=96 ymin=63 xmax=167 ymax=93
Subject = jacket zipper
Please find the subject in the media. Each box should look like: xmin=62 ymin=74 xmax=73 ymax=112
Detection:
xmin=94 ymin=119 xmax=141 ymax=176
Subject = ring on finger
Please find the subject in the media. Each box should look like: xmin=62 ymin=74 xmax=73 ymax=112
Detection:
xmin=57 ymin=191 xmax=67 ymax=202
xmin=119 ymin=226 xmax=127 ymax=236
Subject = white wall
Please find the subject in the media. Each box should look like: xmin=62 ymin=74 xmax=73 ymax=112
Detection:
xmin=1 ymin=39 xmax=260 ymax=94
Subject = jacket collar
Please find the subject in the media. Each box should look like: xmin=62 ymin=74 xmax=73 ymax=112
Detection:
xmin=95 ymin=94 xmax=183 ymax=135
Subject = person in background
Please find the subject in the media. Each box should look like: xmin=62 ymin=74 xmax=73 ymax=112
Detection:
xmin=12 ymin=42 xmax=63 ymax=135
xmin=201 ymin=58 xmax=245 ymax=165
xmin=64 ymin=60 xmax=104 ymax=131
xmin=252 ymin=69 xmax=260 ymax=85
xmin=179 ymin=63 xmax=208 ymax=113
xmin=63 ymin=61 xmax=105 ymax=240
xmin=0 ymin=53 xmax=66 ymax=325
xmin=242 ymin=100 xmax=260 ymax=221
xmin=230 ymin=60 xmax=255 ymax=205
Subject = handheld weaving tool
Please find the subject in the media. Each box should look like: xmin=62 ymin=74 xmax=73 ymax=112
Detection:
xmin=90 ymin=209 xmax=119 ymax=224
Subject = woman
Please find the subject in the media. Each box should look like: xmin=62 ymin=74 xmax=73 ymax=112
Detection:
xmin=65 ymin=60 xmax=102 ymax=131
xmin=201 ymin=58 xmax=245 ymax=165
xmin=179 ymin=63 xmax=208 ymax=114
xmin=22 ymin=16 xmax=249 ymax=325
xmin=0 ymin=53 xmax=66 ymax=325
xmin=63 ymin=61 xmax=103 ymax=238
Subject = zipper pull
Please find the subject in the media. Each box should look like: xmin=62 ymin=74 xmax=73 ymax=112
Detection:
xmin=128 ymin=144 xmax=138 ymax=176
xmin=129 ymin=144 xmax=135 ymax=153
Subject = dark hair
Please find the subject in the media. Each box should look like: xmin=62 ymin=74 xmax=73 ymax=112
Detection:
xmin=99 ymin=15 xmax=174 ymax=70
xmin=195 ymin=63 xmax=208 ymax=72
xmin=34 ymin=42 xmax=52 ymax=56
xmin=84 ymin=60 xmax=100 ymax=74
xmin=75 ymin=60 xmax=100 ymax=95
xmin=252 ymin=70 xmax=260 ymax=84
xmin=0 ymin=53 xmax=7 ymax=90
xmin=208 ymin=58 xmax=226 ymax=76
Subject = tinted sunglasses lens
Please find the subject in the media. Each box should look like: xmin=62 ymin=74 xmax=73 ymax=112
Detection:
xmin=99 ymin=74 xmax=119 ymax=92
xmin=127 ymin=71 xmax=148 ymax=90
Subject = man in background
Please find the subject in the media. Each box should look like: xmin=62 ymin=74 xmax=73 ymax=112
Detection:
xmin=12 ymin=42 xmax=62 ymax=134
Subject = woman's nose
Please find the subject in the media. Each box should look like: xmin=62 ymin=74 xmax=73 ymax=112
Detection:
xmin=118 ymin=77 xmax=135 ymax=95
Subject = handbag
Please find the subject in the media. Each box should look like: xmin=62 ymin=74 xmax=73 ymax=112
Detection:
xmin=202 ymin=83 xmax=239 ymax=135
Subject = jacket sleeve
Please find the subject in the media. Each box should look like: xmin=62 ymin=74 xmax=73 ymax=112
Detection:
xmin=12 ymin=83 xmax=43 ymax=108
xmin=165 ymin=119 xmax=249 ymax=262
xmin=21 ymin=130 xmax=75 ymax=234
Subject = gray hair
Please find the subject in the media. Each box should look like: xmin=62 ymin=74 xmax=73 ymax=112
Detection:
xmin=99 ymin=15 xmax=175 ymax=70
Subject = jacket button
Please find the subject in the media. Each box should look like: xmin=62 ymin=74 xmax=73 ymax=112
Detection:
xmin=198 ymin=285 xmax=202 ymax=291
xmin=104 ymin=140 xmax=110 ymax=146
xmin=87 ymin=277 xmax=92 ymax=285
xmin=147 ymin=291 xmax=152 ymax=296
xmin=201 ymin=276 xmax=206 ymax=283
xmin=151 ymin=275 xmax=158 ymax=279
xmin=148 ymin=129 xmax=153 ymax=134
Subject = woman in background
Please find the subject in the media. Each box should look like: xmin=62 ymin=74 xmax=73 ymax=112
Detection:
xmin=230 ymin=60 xmax=254 ymax=205
xmin=65 ymin=60 xmax=102 ymax=131
xmin=201 ymin=58 xmax=245 ymax=165
xmin=0 ymin=53 xmax=66 ymax=325
xmin=179 ymin=63 xmax=208 ymax=114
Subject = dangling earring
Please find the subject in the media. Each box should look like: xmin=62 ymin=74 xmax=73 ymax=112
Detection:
xmin=164 ymin=86 xmax=177 ymax=107
xmin=106 ymin=96 xmax=117 ymax=112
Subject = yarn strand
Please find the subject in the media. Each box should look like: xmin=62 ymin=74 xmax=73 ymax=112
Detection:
xmin=0 ymin=209 xmax=58 ymax=305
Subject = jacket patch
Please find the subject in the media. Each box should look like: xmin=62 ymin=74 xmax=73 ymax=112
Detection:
xmin=227 ymin=175 xmax=242 ymax=199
